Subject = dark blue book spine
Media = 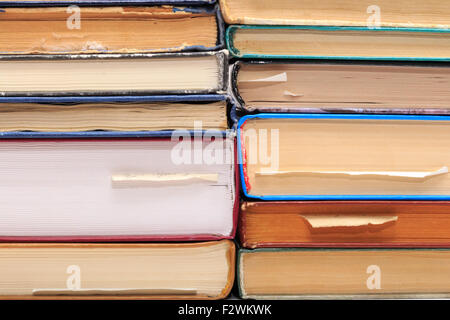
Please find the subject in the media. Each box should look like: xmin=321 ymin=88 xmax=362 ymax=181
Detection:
xmin=0 ymin=94 xmax=237 ymax=138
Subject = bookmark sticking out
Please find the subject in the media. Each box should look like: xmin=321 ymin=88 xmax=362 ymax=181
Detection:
xmin=300 ymin=214 xmax=398 ymax=229
xmin=32 ymin=288 xmax=197 ymax=296
xmin=239 ymin=72 xmax=287 ymax=83
xmin=283 ymin=90 xmax=304 ymax=97
xmin=111 ymin=173 xmax=219 ymax=188
xmin=257 ymin=166 xmax=449 ymax=180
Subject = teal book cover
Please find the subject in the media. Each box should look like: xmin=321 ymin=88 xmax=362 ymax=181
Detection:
xmin=226 ymin=25 xmax=450 ymax=61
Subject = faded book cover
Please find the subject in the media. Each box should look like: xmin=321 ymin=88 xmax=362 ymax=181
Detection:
xmin=0 ymin=5 xmax=224 ymax=54
xmin=238 ymin=247 xmax=450 ymax=299
xmin=0 ymin=241 xmax=235 ymax=300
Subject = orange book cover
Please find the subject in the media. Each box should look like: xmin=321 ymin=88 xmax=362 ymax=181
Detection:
xmin=240 ymin=201 xmax=450 ymax=248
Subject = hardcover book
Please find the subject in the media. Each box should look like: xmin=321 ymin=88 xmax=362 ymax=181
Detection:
xmin=237 ymin=114 xmax=450 ymax=200
xmin=226 ymin=26 xmax=450 ymax=61
xmin=0 ymin=136 xmax=237 ymax=241
xmin=240 ymin=201 xmax=450 ymax=248
xmin=0 ymin=240 xmax=235 ymax=299
xmin=0 ymin=95 xmax=231 ymax=133
xmin=0 ymin=0 xmax=215 ymax=6
xmin=238 ymin=247 xmax=450 ymax=299
xmin=0 ymin=6 xmax=224 ymax=54
xmin=220 ymin=0 xmax=450 ymax=29
xmin=0 ymin=50 xmax=228 ymax=96
xmin=231 ymin=61 xmax=450 ymax=114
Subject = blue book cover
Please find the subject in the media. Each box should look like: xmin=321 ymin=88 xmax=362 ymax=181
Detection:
xmin=237 ymin=113 xmax=450 ymax=200
xmin=0 ymin=94 xmax=237 ymax=138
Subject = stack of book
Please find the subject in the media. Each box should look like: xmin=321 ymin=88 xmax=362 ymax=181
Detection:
xmin=0 ymin=0 xmax=449 ymax=301
xmin=0 ymin=0 xmax=236 ymax=299
xmin=222 ymin=0 xmax=450 ymax=299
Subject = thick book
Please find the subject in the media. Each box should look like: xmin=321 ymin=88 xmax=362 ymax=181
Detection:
xmin=0 ymin=6 xmax=224 ymax=55
xmin=237 ymin=114 xmax=450 ymax=200
xmin=0 ymin=240 xmax=234 ymax=299
xmin=226 ymin=26 xmax=450 ymax=61
xmin=0 ymin=50 xmax=228 ymax=96
xmin=220 ymin=0 xmax=450 ymax=29
xmin=0 ymin=0 xmax=215 ymax=6
xmin=0 ymin=94 xmax=231 ymax=134
xmin=240 ymin=201 xmax=450 ymax=248
xmin=231 ymin=61 xmax=450 ymax=115
xmin=238 ymin=247 xmax=450 ymax=299
xmin=0 ymin=136 xmax=237 ymax=241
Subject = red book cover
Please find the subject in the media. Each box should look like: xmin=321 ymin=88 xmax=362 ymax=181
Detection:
xmin=0 ymin=137 xmax=238 ymax=242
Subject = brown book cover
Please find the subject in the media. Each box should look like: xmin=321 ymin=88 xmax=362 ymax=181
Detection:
xmin=240 ymin=201 xmax=450 ymax=248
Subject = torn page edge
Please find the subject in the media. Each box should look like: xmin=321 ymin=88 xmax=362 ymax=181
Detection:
xmin=111 ymin=173 xmax=219 ymax=188
xmin=32 ymin=288 xmax=197 ymax=296
xmin=257 ymin=166 xmax=448 ymax=179
xmin=300 ymin=214 xmax=398 ymax=228
xmin=283 ymin=90 xmax=303 ymax=97
xmin=239 ymin=72 xmax=287 ymax=83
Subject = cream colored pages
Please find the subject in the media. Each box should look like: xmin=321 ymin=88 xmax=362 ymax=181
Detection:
xmin=0 ymin=55 xmax=220 ymax=93
xmin=240 ymin=249 xmax=450 ymax=297
xmin=237 ymin=63 xmax=450 ymax=111
xmin=0 ymin=241 xmax=232 ymax=297
xmin=0 ymin=7 xmax=217 ymax=55
xmin=0 ymin=102 xmax=227 ymax=131
xmin=241 ymin=118 xmax=450 ymax=196
xmin=220 ymin=0 xmax=450 ymax=28
xmin=231 ymin=28 xmax=450 ymax=59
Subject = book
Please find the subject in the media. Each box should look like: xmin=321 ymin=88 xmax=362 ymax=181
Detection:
xmin=220 ymin=0 xmax=450 ymax=29
xmin=0 ymin=136 xmax=237 ymax=241
xmin=0 ymin=6 xmax=223 ymax=55
xmin=231 ymin=61 xmax=450 ymax=114
xmin=0 ymin=0 xmax=215 ymax=5
xmin=0 ymin=240 xmax=234 ymax=299
xmin=0 ymin=50 xmax=228 ymax=96
xmin=238 ymin=247 xmax=450 ymax=299
xmin=240 ymin=201 xmax=450 ymax=248
xmin=237 ymin=114 xmax=450 ymax=200
xmin=226 ymin=26 xmax=450 ymax=61
xmin=0 ymin=95 xmax=230 ymax=133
